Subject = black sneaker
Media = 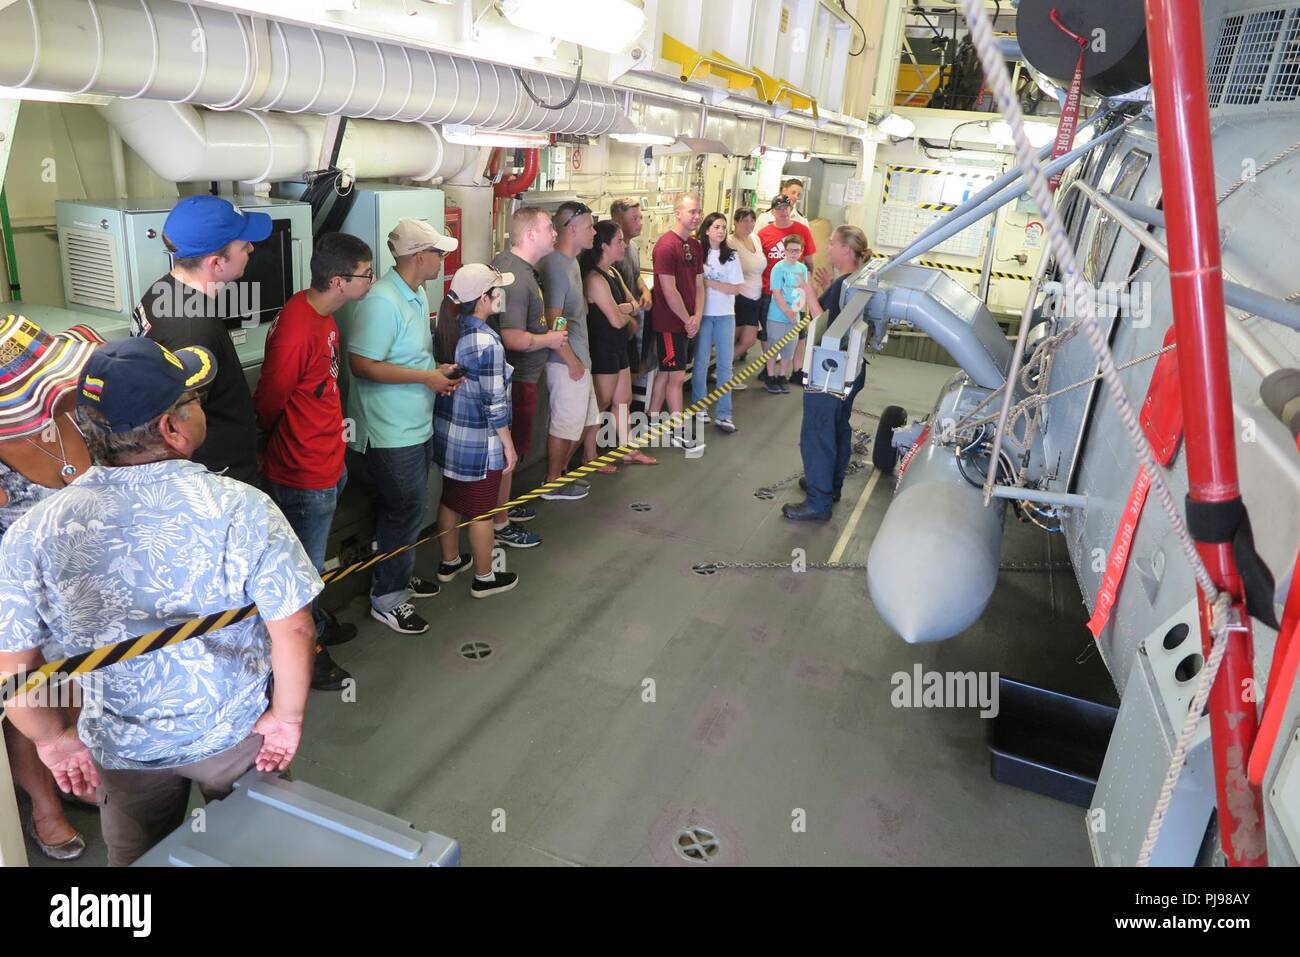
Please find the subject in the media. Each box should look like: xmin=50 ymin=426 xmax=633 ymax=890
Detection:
xmin=311 ymin=645 xmax=352 ymax=691
xmin=758 ymin=367 xmax=769 ymax=382
xmin=408 ymin=575 xmax=440 ymax=599
xmin=471 ymin=572 xmax=519 ymax=599
xmin=765 ymin=378 xmax=783 ymax=394
xmin=507 ymin=506 xmax=537 ymax=523
xmin=790 ymin=370 xmax=806 ymax=387
xmin=370 ymin=602 xmax=429 ymax=635
xmin=319 ymin=617 xmax=358 ymax=647
xmin=437 ymin=553 xmax=474 ymax=582
xmin=778 ymin=376 xmax=791 ymax=394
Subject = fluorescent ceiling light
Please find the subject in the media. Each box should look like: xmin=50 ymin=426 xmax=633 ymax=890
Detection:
xmin=751 ymin=147 xmax=811 ymax=161
xmin=500 ymin=0 xmax=646 ymax=55
xmin=653 ymin=136 xmax=732 ymax=156
xmin=610 ymin=132 xmax=677 ymax=146
xmin=876 ymin=113 xmax=916 ymax=138
xmin=441 ymin=125 xmax=551 ymax=148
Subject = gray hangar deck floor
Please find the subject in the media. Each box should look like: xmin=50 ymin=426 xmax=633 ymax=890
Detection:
xmin=43 ymin=355 xmax=1118 ymax=867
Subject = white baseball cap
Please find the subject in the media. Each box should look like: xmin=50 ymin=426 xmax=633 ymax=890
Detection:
xmin=387 ymin=218 xmax=459 ymax=257
xmin=449 ymin=263 xmax=515 ymax=303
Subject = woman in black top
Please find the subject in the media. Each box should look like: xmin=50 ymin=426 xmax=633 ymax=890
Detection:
xmin=581 ymin=220 xmax=658 ymax=467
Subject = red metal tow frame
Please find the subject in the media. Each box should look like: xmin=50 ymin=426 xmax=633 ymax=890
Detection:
xmin=1144 ymin=0 xmax=1267 ymax=864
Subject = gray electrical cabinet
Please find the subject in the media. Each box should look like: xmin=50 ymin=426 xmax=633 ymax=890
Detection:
xmin=55 ymin=196 xmax=313 ymax=373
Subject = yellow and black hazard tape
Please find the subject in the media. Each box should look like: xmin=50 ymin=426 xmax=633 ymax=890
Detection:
xmin=870 ymin=252 xmax=1033 ymax=283
xmin=2 ymin=317 xmax=815 ymax=706
xmin=883 ymin=165 xmax=950 ymax=204
xmin=917 ymin=202 xmax=956 ymax=212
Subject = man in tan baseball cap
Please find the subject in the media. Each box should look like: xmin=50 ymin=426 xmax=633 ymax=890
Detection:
xmin=387 ymin=217 xmax=459 ymax=257
xmin=346 ymin=215 xmax=463 ymax=635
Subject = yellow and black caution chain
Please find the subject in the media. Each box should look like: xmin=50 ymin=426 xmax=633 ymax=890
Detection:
xmin=870 ymin=252 xmax=1032 ymax=283
xmin=2 ymin=316 xmax=815 ymax=706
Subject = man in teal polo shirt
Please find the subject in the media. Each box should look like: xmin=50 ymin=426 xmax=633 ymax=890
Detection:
xmin=347 ymin=218 xmax=462 ymax=635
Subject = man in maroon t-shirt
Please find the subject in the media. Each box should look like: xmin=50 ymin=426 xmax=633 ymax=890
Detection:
xmin=649 ymin=193 xmax=705 ymax=451
xmin=757 ymin=195 xmax=817 ymax=383
xmin=254 ymin=232 xmax=374 ymax=691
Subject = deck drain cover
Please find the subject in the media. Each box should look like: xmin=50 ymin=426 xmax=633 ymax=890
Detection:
xmin=459 ymin=640 xmax=492 ymax=660
xmin=692 ymin=563 xmax=719 ymax=576
xmin=754 ymin=488 xmax=775 ymax=500
xmin=630 ymin=501 xmax=654 ymax=512
xmin=674 ymin=825 xmax=721 ymax=863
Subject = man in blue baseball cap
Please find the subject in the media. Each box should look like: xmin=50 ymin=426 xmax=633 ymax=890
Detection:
xmin=0 ymin=335 xmax=320 ymax=865
xmin=130 ymin=194 xmax=273 ymax=487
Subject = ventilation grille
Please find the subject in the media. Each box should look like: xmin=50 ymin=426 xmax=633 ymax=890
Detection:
xmin=62 ymin=228 xmax=123 ymax=313
xmin=1208 ymin=6 xmax=1300 ymax=108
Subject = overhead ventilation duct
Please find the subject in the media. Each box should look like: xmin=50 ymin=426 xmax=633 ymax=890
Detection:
xmin=99 ymin=99 xmax=483 ymax=184
xmin=0 ymin=0 xmax=628 ymax=135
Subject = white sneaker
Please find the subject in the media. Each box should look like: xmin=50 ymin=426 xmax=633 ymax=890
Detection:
xmin=715 ymin=418 xmax=737 ymax=433
xmin=695 ymin=409 xmax=711 ymax=423
xmin=732 ymin=381 xmax=748 ymax=391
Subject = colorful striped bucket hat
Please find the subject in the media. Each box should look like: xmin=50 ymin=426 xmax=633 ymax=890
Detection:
xmin=0 ymin=314 xmax=105 ymax=440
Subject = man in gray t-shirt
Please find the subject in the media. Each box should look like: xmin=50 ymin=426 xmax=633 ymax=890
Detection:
xmin=488 ymin=206 xmax=567 ymax=544
xmin=540 ymin=250 xmax=590 ymax=369
xmin=538 ymin=203 xmax=599 ymax=501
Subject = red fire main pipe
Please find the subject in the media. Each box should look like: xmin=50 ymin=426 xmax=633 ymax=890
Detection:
xmin=1144 ymin=0 xmax=1266 ymax=864
xmin=494 ymin=148 xmax=540 ymax=198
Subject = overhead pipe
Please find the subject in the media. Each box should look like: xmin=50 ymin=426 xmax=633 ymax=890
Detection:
xmin=99 ymin=99 xmax=476 ymax=184
xmin=0 ymin=0 xmax=628 ymax=135
xmin=1145 ymin=0 xmax=1267 ymax=866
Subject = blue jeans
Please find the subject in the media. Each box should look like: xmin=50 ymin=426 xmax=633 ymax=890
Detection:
xmin=364 ymin=437 xmax=434 ymax=613
xmin=266 ymin=471 xmax=347 ymax=639
xmin=691 ymin=313 xmax=736 ymax=420
xmin=799 ymin=366 xmax=867 ymax=513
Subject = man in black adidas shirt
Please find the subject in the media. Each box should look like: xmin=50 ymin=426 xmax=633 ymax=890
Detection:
xmin=132 ymin=195 xmax=271 ymax=486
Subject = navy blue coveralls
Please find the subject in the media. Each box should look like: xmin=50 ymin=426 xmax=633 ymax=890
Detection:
xmin=798 ymin=273 xmax=868 ymax=514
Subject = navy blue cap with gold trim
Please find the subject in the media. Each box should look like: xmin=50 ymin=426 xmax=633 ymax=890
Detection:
xmin=77 ymin=338 xmax=216 ymax=433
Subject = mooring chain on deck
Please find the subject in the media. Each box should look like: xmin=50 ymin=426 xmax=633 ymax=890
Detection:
xmin=2 ymin=316 xmax=821 ymax=708
xmin=753 ymin=430 xmax=872 ymax=499
xmin=691 ymin=559 xmax=1072 ymax=575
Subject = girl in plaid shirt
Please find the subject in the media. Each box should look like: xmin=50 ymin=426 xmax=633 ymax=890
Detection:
xmin=432 ymin=264 xmax=520 ymax=598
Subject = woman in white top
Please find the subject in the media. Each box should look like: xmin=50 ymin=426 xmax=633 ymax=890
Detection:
xmin=692 ymin=212 xmax=746 ymax=432
xmin=726 ymin=209 xmax=767 ymax=392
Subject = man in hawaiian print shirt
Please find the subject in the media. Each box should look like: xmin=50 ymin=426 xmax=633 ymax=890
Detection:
xmin=0 ymin=339 xmax=321 ymax=866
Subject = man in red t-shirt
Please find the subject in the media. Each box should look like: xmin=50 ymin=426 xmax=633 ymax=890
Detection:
xmin=254 ymin=232 xmax=374 ymax=691
xmin=757 ymin=195 xmax=817 ymax=383
xmin=649 ymin=193 xmax=705 ymax=451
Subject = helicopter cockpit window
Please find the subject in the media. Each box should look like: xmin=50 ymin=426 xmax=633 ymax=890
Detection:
xmin=1083 ymin=149 xmax=1152 ymax=284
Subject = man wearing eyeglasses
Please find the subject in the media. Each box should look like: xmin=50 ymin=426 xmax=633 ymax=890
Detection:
xmin=254 ymin=232 xmax=375 ymax=689
xmin=539 ymin=201 xmax=600 ymax=501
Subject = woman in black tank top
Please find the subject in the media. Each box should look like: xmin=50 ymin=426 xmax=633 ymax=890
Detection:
xmin=581 ymin=221 xmax=658 ymax=467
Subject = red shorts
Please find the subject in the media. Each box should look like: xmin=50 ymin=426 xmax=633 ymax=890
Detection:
xmin=510 ymin=381 xmax=539 ymax=459
xmin=440 ymin=470 xmax=504 ymax=517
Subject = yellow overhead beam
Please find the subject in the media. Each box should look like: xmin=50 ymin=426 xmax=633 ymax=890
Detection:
xmin=660 ymin=34 xmax=819 ymax=119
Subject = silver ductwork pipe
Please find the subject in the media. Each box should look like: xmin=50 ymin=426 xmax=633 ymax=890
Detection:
xmin=861 ymin=264 xmax=1013 ymax=389
xmin=0 ymin=0 xmax=627 ymax=135
xmin=98 ymin=99 xmax=481 ymax=184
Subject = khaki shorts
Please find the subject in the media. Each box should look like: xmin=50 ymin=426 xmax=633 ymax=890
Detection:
xmin=545 ymin=363 xmax=600 ymax=441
